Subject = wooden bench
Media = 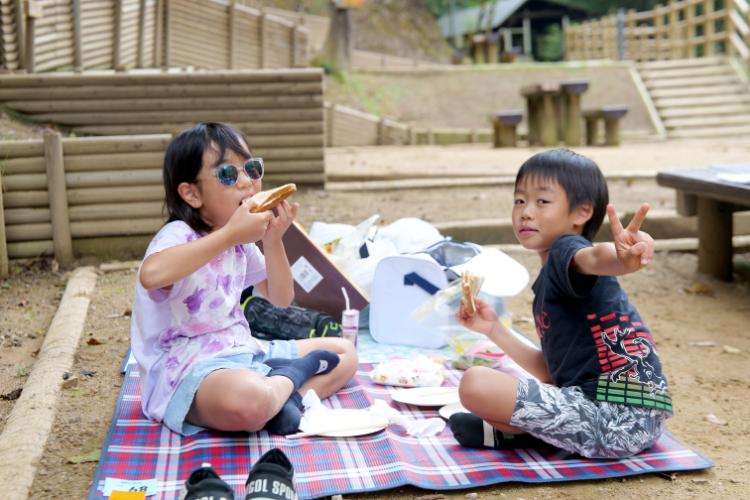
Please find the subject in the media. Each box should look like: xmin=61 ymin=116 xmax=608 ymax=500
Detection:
xmin=491 ymin=111 xmax=523 ymax=147
xmin=657 ymin=166 xmax=750 ymax=281
xmin=584 ymin=105 xmax=629 ymax=146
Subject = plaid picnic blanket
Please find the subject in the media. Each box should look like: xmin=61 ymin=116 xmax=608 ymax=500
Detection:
xmin=92 ymin=344 xmax=712 ymax=499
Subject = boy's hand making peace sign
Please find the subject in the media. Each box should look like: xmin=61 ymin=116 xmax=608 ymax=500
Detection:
xmin=607 ymin=203 xmax=654 ymax=272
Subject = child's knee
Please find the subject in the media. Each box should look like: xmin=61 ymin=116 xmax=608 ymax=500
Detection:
xmin=459 ymin=366 xmax=494 ymax=396
xmin=220 ymin=384 xmax=275 ymax=431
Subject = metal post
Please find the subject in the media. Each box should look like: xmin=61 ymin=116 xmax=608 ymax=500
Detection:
xmin=617 ymin=8 xmax=626 ymax=60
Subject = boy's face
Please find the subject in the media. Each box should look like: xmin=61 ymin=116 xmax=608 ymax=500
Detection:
xmin=512 ymin=176 xmax=591 ymax=262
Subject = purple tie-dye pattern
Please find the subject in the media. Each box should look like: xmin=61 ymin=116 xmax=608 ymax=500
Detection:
xmin=159 ymin=327 xmax=183 ymax=348
xmin=218 ymin=274 xmax=232 ymax=295
xmin=202 ymin=335 xmax=226 ymax=354
xmin=130 ymin=220 xmax=269 ymax=423
xmin=165 ymin=355 xmax=180 ymax=371
xmin=183 ymin=287 xmax=205 ymax=314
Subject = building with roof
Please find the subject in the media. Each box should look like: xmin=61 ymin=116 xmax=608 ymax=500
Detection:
xmin=438 ymin=0 xmax=591 ymax=62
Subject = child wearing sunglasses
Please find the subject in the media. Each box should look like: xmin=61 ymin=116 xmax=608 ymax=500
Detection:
xmin=130 ymin=122 xmax=357 ymax=436
xmin=449 ymin=149 xmax=672 ymax=459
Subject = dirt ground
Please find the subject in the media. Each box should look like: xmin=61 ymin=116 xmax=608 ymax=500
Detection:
xmin=1 ymin=140 xmax=749 ymax=499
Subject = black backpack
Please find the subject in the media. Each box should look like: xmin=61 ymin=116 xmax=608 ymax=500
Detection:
xmin=241 ymin=288 xmax=342 ymax=341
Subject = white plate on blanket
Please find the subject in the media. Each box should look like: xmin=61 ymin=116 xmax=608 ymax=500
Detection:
xmin=297 ymin=409 xmax=388 ymax=438
xmin=438 ymin=402 xmax=469 ymax=420
xmin=391 ymin=387 xmax=460 ymax=407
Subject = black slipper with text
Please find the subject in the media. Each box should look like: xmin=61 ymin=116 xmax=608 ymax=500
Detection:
xmin=183 ymin=463 xmax=234 ymax=500
xmin=245 ymin=448 xmax=297 ymax=500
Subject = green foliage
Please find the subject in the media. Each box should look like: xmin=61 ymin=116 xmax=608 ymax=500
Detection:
xmin=538 ymin=23 xmax=564 ymax=61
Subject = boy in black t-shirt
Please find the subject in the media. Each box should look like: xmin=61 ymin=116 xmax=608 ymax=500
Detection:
xmin=449 ymin=149 xmax=671 ymax=459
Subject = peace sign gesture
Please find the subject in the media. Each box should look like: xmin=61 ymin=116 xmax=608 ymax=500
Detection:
xmin=607 ymin=203 xmax=654 ymax=272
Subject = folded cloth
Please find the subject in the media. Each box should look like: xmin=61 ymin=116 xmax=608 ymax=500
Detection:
xmin=245 ymin=448 xmax=297 ymax=500
xmin=183 ymin=463 xmax=234 ymax=500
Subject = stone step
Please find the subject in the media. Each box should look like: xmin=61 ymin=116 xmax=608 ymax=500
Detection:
xmin=650 ymin=83 xmax=748 ymax=98
xmin=668 ymin=123 xmax=750 ymax=138
xmin=664 ymin=113 xmax=750 ymax=129
xmin=644 ymin=74 xmax=742 ymax=89
xmin=637 ymin=56 xmax=726 ymax=70
xmin=654 ymin=93 xmax=750 ymax=108
xmin=659 ymin=103 xmax=750 ymax=118
xmin=435 ymin=210 xmax=750 ymax=245
xmin=640 ymin=65 xmax=736 ymax=81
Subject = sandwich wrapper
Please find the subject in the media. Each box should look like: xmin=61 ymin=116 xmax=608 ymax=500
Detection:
xmin=300 ymin=390 xmax=445 ymax=437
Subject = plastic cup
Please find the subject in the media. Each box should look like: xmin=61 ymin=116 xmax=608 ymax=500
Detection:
xmin=341 ymin=308 xmax=359 ymax=347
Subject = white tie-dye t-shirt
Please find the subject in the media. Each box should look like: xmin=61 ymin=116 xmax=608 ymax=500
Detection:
xmin=130 ymin=221 xmax=267 ymax=423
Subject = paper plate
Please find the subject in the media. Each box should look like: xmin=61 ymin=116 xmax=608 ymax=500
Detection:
xmin=438 ymin=402 xmax=469 ymax=420
xmin=391 ymin=387 xmax=460 ymax=407
xmin=298 ymin=409 xmax=388 ymax=437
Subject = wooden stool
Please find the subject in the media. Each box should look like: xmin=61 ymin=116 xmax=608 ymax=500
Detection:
xmin=491 ymin=111 xmax=523 ymax=147
xmin=584 ymin=105 xmax=629 ymax=146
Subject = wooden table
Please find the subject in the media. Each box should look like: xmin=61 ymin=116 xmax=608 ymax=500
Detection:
xmin=657 ymin=166 xmax=750 ymax=281
xmin=521 ymin=79 xmax=589 ymax=147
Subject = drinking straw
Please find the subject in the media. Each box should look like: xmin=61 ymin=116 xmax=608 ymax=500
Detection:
xmin=341 ymin=287 xmax=350 ymax=310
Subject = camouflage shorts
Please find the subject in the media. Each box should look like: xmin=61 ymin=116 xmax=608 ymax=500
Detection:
xmin=509 ymin=378 xmax=667 ymax=459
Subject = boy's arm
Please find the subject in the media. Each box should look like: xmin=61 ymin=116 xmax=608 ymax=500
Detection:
xmin=487 ymin=321 xmax=552 ymax=383
xmin=572 ymin=203 xmax=654 ymax=277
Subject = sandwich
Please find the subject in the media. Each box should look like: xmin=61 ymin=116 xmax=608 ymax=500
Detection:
xmin=249 ymin=183 xmax=297 ymax=213
xmin=460 ymin=271 xmax=484 ymax=316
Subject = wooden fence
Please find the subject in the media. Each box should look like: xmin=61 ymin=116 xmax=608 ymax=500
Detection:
xmin=0 ymin=0 xmax=309 ymax=72
xmin=0 ymin=130 xmax=321 ymax=275
xmin=565 ymin=0 xmax=750 ymax=61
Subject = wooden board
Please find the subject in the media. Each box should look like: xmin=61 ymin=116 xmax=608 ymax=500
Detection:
xmin=281 ymin=221 xmax=368 ymax=320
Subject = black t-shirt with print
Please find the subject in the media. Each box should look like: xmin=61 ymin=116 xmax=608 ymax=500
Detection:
xmin=531 ymin=234 xmax=672 ymax=413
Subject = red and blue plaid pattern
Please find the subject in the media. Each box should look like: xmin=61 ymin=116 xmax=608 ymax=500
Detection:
xmin=91 ymin=364 xmax=712 ymax=499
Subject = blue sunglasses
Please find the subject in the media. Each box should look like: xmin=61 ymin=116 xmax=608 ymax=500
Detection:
xmin=213 ymin=158 xmax=264 ymax=186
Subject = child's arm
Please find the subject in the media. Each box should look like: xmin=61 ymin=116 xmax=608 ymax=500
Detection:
xmin=140 ymin=201 xmax=273 ymax=290
xmin=457 ymin=299 xmax=552 ymax=383
xmin=253 ymin=200 xmax=298 ymax=307
xmin=572 ymin=203 xmax=655 ymax=277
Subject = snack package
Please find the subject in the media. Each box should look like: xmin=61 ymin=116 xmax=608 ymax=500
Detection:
xmin=369 ymin=355 xmax=446 ymax=387
xmin=450 ymin=332 xmax=508 ymax=370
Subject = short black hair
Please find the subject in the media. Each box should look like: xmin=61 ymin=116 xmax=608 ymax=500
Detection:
xmin=514 ymin=148 xmax=609 ymax=241
xmin=162 ymin=122 xmax=252 ymax=232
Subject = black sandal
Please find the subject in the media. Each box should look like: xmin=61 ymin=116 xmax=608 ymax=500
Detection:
xmin=245 ymin=448 xmax=297 ymax=500
xmin=184 ymin=463 xmax=234 ymax=500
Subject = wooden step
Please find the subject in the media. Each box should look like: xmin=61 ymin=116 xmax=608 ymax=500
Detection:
xmin=645 ymin=74 xmax=741 ymax=89
xmin=668 ymin=123 xmax=750 ymax=138
xmin=650 ymin=83 xmax=749 ymax=98
xmin=637 ymin=56 xmax=726 ymax=70
xmin=639 ymin=65 xmax=735 ymax=81
xmin=664 ymin=114 xmax=750 ymax=128
xmin=654 ymin=93 xmax=750 ymax=108
xmin=659 ymin=103 xmax=750 ymax=118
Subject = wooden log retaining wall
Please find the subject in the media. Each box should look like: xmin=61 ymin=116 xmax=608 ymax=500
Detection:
xmin=566 ymin=0 xmax=750 ymax=61
xmin=0 ymin=68 xmax=325 ymax=183
xmin=0 ymin=0 xmax=309 ymax=72
xmin=0 ymin=130 xmax=320 ymax=274
xmin=324 ymin=103 xmax=492 ymax=147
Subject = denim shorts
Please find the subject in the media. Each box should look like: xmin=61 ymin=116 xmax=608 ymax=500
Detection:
xmin=163 ymin=340 xmax=298 ymax=436
xmin=509 ymin=378 xmax=667 ymax=459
